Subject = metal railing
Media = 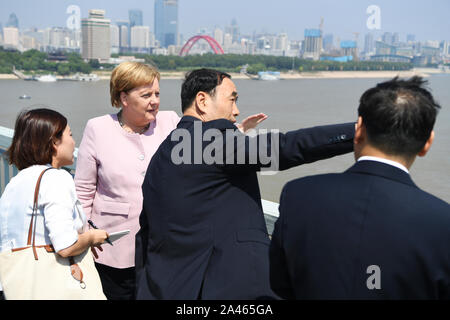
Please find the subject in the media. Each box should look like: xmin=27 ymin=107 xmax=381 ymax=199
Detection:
xmin=0 ymin=125 xmax=279 ymax=234
xmin=0 ymin=126 xmax=18 ymax=194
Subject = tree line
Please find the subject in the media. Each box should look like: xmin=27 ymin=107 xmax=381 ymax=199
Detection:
xmin=0 ymin=48 xmax=98 ymax=75
xmin=0 ymin=48 xmax=413 ymax=76
xmin=127 ymin=53 xmax=413 ymax=73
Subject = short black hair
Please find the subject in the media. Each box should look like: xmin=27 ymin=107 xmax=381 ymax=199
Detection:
xmin=358 ymin=76 xmax=440 ymax=158
xmin=181 ymin=69 xmax=231 ymax=113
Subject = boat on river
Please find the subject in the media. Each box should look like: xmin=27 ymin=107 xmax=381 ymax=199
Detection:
xmin=61 ymin=73 xmax=100 ymax=82
xmin=36 ymin=74 xmax=57 ymax=82
xmin=257 ymin=71 xmax=280 ymax=81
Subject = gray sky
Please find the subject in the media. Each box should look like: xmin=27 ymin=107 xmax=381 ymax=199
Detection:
xmin=1 ymin=0 xmax=449 ymax=43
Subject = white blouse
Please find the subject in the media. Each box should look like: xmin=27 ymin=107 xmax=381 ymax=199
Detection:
xmin=0 ymin=164 xmax=86 ymax=254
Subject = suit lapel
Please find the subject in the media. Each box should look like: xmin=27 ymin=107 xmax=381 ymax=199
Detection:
xmin=346 ymin=160 xmax=417 ymax=188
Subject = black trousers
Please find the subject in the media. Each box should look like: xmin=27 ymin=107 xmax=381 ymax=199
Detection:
xmin=95 ymin=262 xmax=136 ymax=300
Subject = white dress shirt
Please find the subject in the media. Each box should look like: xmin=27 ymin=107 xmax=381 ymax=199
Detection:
xmin=358 ymin=156 xmax=409 ymax=174
xmin=0 ymin=164 xmax=86 ymax=254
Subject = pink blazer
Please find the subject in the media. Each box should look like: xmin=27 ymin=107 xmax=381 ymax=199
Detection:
xmin=74 ymin=111 xmax=180 ymax=268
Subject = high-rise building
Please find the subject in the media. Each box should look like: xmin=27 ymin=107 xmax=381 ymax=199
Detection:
xmin=322 ymin=34 xmax=334 ymax=52
xmin=275 ymin=33 xmax=288 ymax=52
xmin=22 ymin=35 xmax=38 ymax=51
xmin=110 ymin=24 xmax=120 ymax=50
xmin=392 ymin=32 xmax=400 ymax=46
xmin=341 ymin=41 xmax=358 ymax=60
xmin=6 ymin=13 xmax=19 ymax=28
xmin=382 ymin=32 xmax=393 ymax=45
xmin=155 ymin=0 xmax=179 ymax=48
xmin=303 ymin=29 xmax=322 ymax=60
xmin=49 ymin=27 xmax=72 ymax=49
xmin=3 ymin=27 xmax=19 ymax=48
xmin=116 ymin=20 xmax=130 ymax=51
xmin=81 ymin=10 xmax=111 ymax=62
xmin=129 ymin=9 xmax=143 ymax=28
xmin=442 ymin=41 xmax=450 ymax=56
xmin=214 ymin=28 xmax=224 ymax=46
xmin=42 ymin=28 xmax=51 ymax=48
xmin=364 ymin=33 xmax=375 ymax=55
xmin=223 ymin=33 xmax=233 ymax=51
xmin=149 ymin=32 xmax=156 ymax=48
xmin=131 ymin=26 xmax=150 ymax=52
xmin=226 ymin=18 xmax=240 ymax=44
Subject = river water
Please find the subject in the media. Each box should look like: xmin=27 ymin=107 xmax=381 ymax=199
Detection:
xmin=0 ymin=75 xmax=449 ymax=203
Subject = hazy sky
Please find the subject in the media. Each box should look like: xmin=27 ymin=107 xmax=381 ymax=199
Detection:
xmin=1 ymin=0 xmax=449 ymax=43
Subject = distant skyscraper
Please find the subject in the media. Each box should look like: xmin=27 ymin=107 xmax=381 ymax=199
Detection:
xmin=81 ymin=10 xmax=111 ymax=61
xmin=214 ymin=28 xmax=224 ymax=46
xmin=110 ymin=24 xmax=120 ymax=49
xmin=323 ymin=34 xmax=334 ymax=52
xmin=3 ymin=27 xmax=20 ymax=48
xmin=364 ymin=33 xmax=374 ymax=54
xmin=223 ymin=33 xmax=233 ymax=51
xmin=341 ymin=41 xmax=358 ymax=60
xmin=6 ymin=13 xmax=19 ymax=28
xmin=129 ymin=9 xmax=143 ymax=28
xmin=442 ymin=41 xmax=450 ymax=56
xmin=382 ymin=32 xmax=393 ymax=45
xmin=22 ymin=35 xmax=38 ymax=51
xmin=303 ymin=29 xmax=322 ymax=60
xmin=392 ymin=32 xmax=400 ymax=46
xmin=276 ymin=33 xmax=288 ymax=52
xmin=131 ymin=26 xmax=150 ymax=51
xmin=155 ymin=0 xmax=179 ymax=48
xmin=49 ymin=27 xmax=72 ymax=49
xmin=226 ymin=18 xmax=240 ymax=44
xmin=116 ymin=20 xmax=130 ymax=50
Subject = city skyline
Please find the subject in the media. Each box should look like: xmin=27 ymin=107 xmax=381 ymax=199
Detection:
xmin=1 ymin=0 xmax=449 ymax=44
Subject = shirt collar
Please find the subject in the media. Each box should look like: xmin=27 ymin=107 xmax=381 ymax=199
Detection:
xmin=357 ymin=156 xmax=409 ymax=174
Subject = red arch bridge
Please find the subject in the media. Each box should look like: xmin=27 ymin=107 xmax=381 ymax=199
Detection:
xmin=179 ymin=35 xmax=225 ymax=56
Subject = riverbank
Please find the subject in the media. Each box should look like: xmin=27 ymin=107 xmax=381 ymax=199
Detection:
xmin=2 ymin=68 xmax=448 ymax=81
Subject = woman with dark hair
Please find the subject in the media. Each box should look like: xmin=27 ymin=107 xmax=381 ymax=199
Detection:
xmin=0 ymin=108 xmax=109 ymax=299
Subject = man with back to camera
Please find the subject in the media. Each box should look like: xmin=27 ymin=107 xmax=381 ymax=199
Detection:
xmin=135 ymin=68 xmax=356 ymax=299
xmin=269 ymin=76 xmax=450 ymax=299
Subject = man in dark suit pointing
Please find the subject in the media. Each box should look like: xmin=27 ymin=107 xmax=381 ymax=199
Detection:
xmin=270 ymin=76 xmax=450 ymax=299
xmin=135 ymin=69 xmax=355 ymax=299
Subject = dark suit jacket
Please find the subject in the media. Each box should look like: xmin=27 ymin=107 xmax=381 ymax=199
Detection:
xmin=270 ymin=160 xmax=450 ymax=300
xmin=135 ymin=116 xmax=354 ymax=299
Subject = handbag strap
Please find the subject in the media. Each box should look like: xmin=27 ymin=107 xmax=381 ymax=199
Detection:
xmin=27 ymin=167 xmax=55 ymax=260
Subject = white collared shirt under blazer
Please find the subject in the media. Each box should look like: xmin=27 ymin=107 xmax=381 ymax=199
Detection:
xmin=0 ymin=164 xmax=86 ymax=254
